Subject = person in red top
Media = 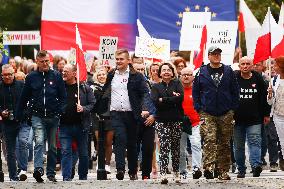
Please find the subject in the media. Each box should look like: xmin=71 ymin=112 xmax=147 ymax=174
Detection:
xmin=179 ymin=67 xmax=202 ymax=179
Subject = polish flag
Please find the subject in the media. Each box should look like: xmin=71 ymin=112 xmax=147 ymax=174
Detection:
xmin=271 ymin=3 xmax=284 ymax=58
xmin=41 ymin=0 xmax=137 ymax=53
xmin=193 ymin=25 xmax=207 ymax=70
xmin=254 ymin=8 xmax=283 ymax=64
xmin=239 ymin=0 xmax=261 ymax=58
xmin=75 ymin=25 xmax=87 ymax=82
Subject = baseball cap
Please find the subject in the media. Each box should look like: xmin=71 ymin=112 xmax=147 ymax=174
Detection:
xmin=208 ymin=46 xmax=222 ymax=54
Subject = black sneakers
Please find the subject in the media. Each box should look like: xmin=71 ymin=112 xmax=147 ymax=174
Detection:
xmin=129 ymin=174 xmax=138 ymax=180
xmin=116 ymin=170 xmax=125 ymax=180
xmin=204 ymin=169 xmax=214 ymax=179
xmin=192 ymin=168 xmax=202 ymax=179
xmin=33 ymin=169 xmax=44 ymax=183
xmin=252 ymin=166 xmax=262 ymax=177
xmin=47 ymin=175 xmax=57 ymax=182
xmin=237 ymin=171 xmax=246 ymax=178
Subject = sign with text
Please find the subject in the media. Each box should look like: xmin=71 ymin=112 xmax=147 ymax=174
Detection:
xmin=67 ymin=47 xmax=76 ymax=65
xmin=204 ymin=21 xmax=238 ymax=65
xmin=179 ymin=12 xmax=211 ymax=51
xmin=99 ymin=36 xmax=118 ymax=67
xmin=135 ymin=37 xmax=170 ymax=60
xmin=3 ymin=31 xmax=41 ymax=45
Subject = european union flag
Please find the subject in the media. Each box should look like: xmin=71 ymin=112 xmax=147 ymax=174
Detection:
xmin=138 ymin=0 xmax=237 ymax=49
xmin=1 ymin=45 xmax=10 ymax=64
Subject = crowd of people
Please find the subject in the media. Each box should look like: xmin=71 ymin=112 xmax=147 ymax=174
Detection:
xmin=0 ymin=47 xmax=284 ymax=184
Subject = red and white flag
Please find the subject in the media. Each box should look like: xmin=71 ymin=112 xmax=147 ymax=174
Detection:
xmin=271 ymin=3 xmax=284 ymax=58
xmin=75 ymin=25 xmax=87 ymax=82
xmin=239 ymin=0 xmax=261 ymax=32
xmin=239 ymin=0 xmax=261 ymax=58
xmin=41 ymin=0 xmax=136 ymax=55
xmin=193 ymin=25 xmax=207 ymax=70
xmin=254 ymin=8 xmax=283 ymax=63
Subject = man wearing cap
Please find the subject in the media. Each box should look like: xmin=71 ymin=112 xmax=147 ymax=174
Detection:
xmin=192 ymin=46 xmax=239 ymax=180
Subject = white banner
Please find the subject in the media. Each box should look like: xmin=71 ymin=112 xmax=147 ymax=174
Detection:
xmin=98 ymin=36 xmax=118 ymax=67
xmin=179 ymin=12 xmax=211 ymax=51
xmin=204 ymin=21 xmax=238 ymax=65
xmin=3 ymin=31 xmax=41 ymax=45
xmin=135 ymin=37 xmax=170 ymax=60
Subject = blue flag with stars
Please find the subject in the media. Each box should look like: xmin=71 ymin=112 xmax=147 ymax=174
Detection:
xmin=137 ymin=0 xmax=237 ymax=50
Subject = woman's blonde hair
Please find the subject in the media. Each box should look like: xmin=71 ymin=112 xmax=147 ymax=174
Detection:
xmin=93 ymin=67 xmax=108 ymax=84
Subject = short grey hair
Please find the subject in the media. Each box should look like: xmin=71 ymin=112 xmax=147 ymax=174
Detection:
xmin=2 ymin=64 xmax=14 ymax=72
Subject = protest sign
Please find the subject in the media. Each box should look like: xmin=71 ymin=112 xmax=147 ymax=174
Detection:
xmin=67 ymin=47 xmax=76 ymax=65
xmin=3 ymin=31 xmax=41 ymax=45
xmin=179 ymin=12 xmax=211 ymax=51
xmin=135 ymin=37 xmax=170 ymax=60
xmin=99 ymin=36 xmax=118 ymax=67
xmin=204 ymin=21 xmax=238 ymax=65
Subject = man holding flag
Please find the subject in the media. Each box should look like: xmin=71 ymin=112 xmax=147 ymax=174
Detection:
xmin=59 ymin=64 xmax=95 ymax=181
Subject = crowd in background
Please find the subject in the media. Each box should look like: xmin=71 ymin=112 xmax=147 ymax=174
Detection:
xmin=0 ymin=47 xmax=284 ymax=185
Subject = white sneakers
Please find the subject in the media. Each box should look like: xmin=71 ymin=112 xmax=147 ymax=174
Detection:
xmin=105 ymin=165 xmax=111 ymax=174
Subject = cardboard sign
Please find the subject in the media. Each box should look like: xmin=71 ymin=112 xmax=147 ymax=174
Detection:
xmin=135 ymin=37 xmax=170 ymax=60
xmin=67 ymin=47 xmax=76 ymax=65
xmin=179 ymin=12 xmax=211 ymax=51
xmin=3 ymin=31 xmax=41 ymax=45
xmin=204 ymin=21 xmax=238 ymax=65
xmin=99 ymin=36 xmax=118 ymax=67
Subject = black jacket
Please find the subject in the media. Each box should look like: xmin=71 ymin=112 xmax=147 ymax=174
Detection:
xmin=0 ymin=80 xmax=24 ymax=122
xmin=99 ymin=65 xmax=149 ymax=124
xmin=151 ymin=79 xmax=184 ymax=122
xmin=16 ymin=69 xmax=67 ymax=120
xmin=234 ymin=70 xmax=271 ymax=124
xmin=61 ymin=83 xmax=95 ymax=131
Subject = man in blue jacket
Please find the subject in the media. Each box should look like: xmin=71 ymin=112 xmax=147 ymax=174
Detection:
xmin=100 ymin=49 xmax=150 ymax=180
xmin=16 ymin=50 xmax=67 ymax=182
xmin=192 ymin=46 xmax=239 ymax=180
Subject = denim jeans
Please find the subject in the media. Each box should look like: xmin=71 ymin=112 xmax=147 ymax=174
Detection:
xmin=2 ymin=120 xmax=19 ymax=180
xmin=28 ymin=128 xmax=34 ymax=162
xmin=179 ymin=125 xmax=202 ymax=173
xmin=60 ymin=124 xmax=88 ymax=180
xmin=31 ymin=115 xmax=58 ymax=176
xmin=15 ymin=123 xmax=32 ymax=171
xmin=233 ymin=123 xmax=262 ymax=173
xmin=111 ymin=111 xmax=138 ymax=174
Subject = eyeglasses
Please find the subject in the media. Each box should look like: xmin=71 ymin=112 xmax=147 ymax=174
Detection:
xmin=2 ymin=73 xmax=14 ymax=77
xmin=181 ymin=74 xmax=193 ymax=77
xmin=38 ymin=59 xmax=50 ymax=64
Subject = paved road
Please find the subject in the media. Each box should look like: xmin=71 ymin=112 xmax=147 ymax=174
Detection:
xmin=1 ymin=169 xmax=284 ymax=189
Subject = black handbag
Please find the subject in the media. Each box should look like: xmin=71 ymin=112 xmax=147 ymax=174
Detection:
xmin=181 ymin=115 xmax=192 ymax=135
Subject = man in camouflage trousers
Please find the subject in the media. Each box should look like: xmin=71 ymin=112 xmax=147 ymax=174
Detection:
xmin=192 ymin=46 xmax=239 ymax=180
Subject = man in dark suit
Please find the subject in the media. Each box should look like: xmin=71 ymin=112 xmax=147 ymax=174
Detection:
xmin=100 ymin=49 xmax=150 ymax=180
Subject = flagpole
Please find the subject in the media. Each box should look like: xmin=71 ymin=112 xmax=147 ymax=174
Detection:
xmin=268 ymin=7 xmax=272 ymax=87
xmin=77 ymin=62 xmax=80 ymax=105
xmin=75 ymin=24 xmax=81 ymax=105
